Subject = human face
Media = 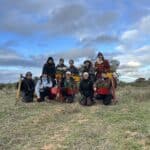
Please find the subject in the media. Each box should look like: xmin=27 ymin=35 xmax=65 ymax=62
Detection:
xmin=66 ymin=73 xmax=71 ymax=79
xmin=83 ymin=73 xmax=89 ymax=79
xmin=48 ymin=59 xmax=53 ymax=64
xmin=69 ymin=61 xmax=73 ymax=66
xmin=42 ymin=74 xmax=47 ymax=78
xmin=60 ymin=60 xmax=64 ymax=65
xmin=85 ymin=62 xmax=90 ymax=67
xmin=27 ymin=74 xmax=32 ymax=80
xmin=98 ymin=55 xmax=103 ymax=61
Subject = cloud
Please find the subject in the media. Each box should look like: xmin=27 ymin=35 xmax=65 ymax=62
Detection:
xmin=139 ymin=15 xmax=150 ymax=34
xmin=115 ymin=44 xmax=150 ymax=81
xmin=120 ymin=15 xmax=150 ymax=45
xmin=114 ymin=14 xmax=150 ymax=81
xmin=0 ymin=48 xmax=43 ymax=67
xmin=0 ymin=70 xmax=19 ymax=83
xmin=136 ymin=45 xmax=150 ymax=52
xmin=121 ymin=29 xmax=139 ymax=41
xmin=127 ymin=61 xmax=141 ymax=67
xmin=0 ymin=45 xmax=97 ymax=68
xmin=0 ymin=0 xmax=150 ymax=82
xmin=0 ymin=0 xmax=119 ymax=40
xmin=80 ymin=35 xmax=119 ymax=46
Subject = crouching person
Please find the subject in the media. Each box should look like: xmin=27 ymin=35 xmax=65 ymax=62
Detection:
xmin=20 ymin=72 xmax=35 ymax=103
xmin=79 ymin=72 xmax=94 ymax=106
xmin=60 ymin=71 xmax=76 ymax=103
xmin=35 ymin=74 xmax=56 ymax=102
xmin=94 ymin=73 xmax=114 ymax=105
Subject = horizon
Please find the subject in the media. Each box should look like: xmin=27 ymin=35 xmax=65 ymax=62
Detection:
xmin=0 ymin=0 xmax=150 ymax=83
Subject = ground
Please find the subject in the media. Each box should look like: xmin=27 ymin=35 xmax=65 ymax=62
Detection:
xmin=0 ymin=85 xmax=150 ymax=150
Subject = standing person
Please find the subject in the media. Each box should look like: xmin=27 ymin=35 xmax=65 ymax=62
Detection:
xmin=79 ymin=72 xmax=94 ymax=106
xmin=94 ymin=73 xmax=116 ymax=105
xmin=35 ymin=74 xmax=56 ymax=102
xmin=42 ymin=57 xmax=56 ymax=79
xmin=60 ymin=71 xmax=76 ymax=103
xmin=56 ymin=58 xmax=67 ymax=82
xmin=81 ymin=60 xmax=95 ymax=82
xmin=67 ymin=59 xmax=79 ymax=75
xmin=95 ymin=52 xmax=110 ymax=79
xmin=68 ymin=59 xmax=80 ymax=84
xmin=20 ymin=72 xmax=35 ymax=103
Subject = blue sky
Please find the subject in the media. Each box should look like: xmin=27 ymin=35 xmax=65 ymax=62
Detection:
xmin=0 ymin=0 xmax=150 ymax=83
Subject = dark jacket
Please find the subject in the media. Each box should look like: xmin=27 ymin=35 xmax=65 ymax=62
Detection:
xmin=79 ymin=79 xmax=94 ymax=97
xmin=42 ymin=63 xmax=56 ymax=78
xmin=42 ymin=57 xmax=56 ymax=78
xmin=56 ymin=64 xmax=67 ymax=74
xmin=21 ymin=78 xmax=35 ymax=94
xmin=67 ymin=66 xmax=79 ymax=75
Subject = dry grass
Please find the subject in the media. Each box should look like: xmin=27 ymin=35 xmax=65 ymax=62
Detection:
xmin=0 ymin=85 xmax=150 ymax=150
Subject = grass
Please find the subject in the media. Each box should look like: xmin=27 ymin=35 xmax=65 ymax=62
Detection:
xmin=0 ymin=85 xmax=150 ymax=150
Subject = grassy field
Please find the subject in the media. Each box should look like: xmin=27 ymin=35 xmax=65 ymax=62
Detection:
xmin=0 ymin=85 xmax=150 ymax=150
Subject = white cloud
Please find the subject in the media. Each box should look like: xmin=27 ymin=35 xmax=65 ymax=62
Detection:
xmin=121 ymin=29 xmax=139 ymax=41
xmin=127 ymin=61 xmax=141 ymax=67
xmin=136 ymin=45 xmax=150 ymax=52
xmin=139 ymin=15 xmax=150 ymax=34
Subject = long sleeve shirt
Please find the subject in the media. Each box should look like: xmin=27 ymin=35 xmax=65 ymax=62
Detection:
xmin=35 ymin=78 xmax=53 ymax=98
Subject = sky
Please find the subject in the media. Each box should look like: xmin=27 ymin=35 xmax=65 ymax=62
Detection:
xmin=0 ymin=0 xmax=150 ymax=83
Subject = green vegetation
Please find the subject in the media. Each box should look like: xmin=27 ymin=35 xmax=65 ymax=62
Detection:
xmin=0 ymin=84 xmax=150 ymax=150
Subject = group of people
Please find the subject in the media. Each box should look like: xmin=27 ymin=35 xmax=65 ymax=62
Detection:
xmin=20 ymin=52 xmax=118 ymax=106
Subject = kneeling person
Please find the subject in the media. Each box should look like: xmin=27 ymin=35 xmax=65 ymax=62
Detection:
xmin=35 ymin=74 xmax=56 ymax=102
xmin=94 ymin=73 xmax=113 ymax=105
xmin=60 ymin=71 xmax=76 ymax=103
xmin=20 ymin=72 xmax=35 ymax=103
xmin=79 ymin=72 xmax=94 ymax=106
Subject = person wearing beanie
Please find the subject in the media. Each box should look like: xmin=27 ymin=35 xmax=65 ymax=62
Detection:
xmin=42 ymin=57 xmax=56 ymax=79
xmin=79 ymin=72 xmax=94 ymax=106
xmin=95 ymin=52 xmax=110 ymax=79
xmin=20 ymin=72 xmax=35 ymax=103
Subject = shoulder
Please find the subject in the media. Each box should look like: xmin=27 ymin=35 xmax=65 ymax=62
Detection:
xmin=43 ymin=63 xmax=48 ymax=69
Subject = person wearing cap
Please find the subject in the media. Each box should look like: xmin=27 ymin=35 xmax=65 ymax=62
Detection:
xmin=42 ymin=57 xmax=56 ymax=79
xmin=67 ymin=59 xmax=79 ymax=75
xmin=35 ymin=73 xmax=56 ymax=102
xmin=79 ymin=72 xmax=94 ymax=106
xmin=94 ymin=73 xmax=115 ymax=105
xmin=95 ymin=52 xmax=110 ymax=79
xmin=81 ymin=60 xmax=95 ymax=82
xmin=56 ymin=58 xmax=67 ymax=82
xmin=60 ymin=71 xmax=76 ymax=103
xmin=20 ymin=72 xmax=35 ymax=103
